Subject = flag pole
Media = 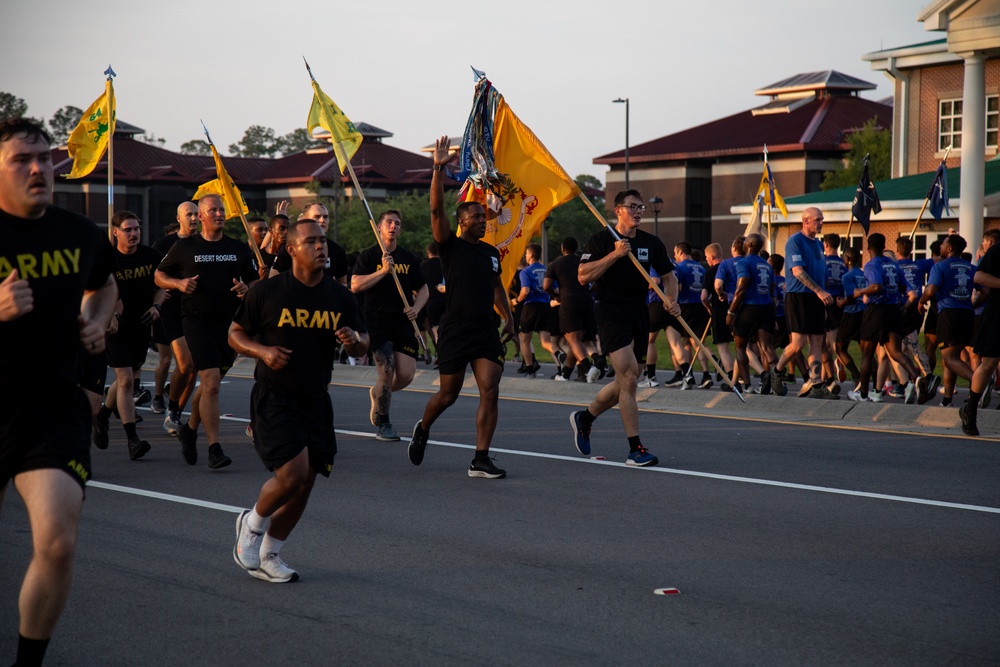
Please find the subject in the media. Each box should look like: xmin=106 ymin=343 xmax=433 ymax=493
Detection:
xmin=908 ymin=145 xmax=952 ymax=241
xmin=105 ymin=65 xmax=116 ymax=242
xmin=764 ymin=148 xmax=772 ymax=254
xmin=576 ymin=191 xmax=743 ymax=401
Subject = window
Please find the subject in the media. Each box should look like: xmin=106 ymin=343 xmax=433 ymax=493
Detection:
xmin=938 ymin=95 xmax=999 ymax=151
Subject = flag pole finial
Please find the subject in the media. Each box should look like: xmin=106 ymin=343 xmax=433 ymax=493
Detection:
xmin=200 ymin=120 xmax=213 ymax=146
xmin=104 ymin=64 xmax=116 ymax=79
xmin=303 ymin=56 xmax=315 ymax=81
xmin=470 ymin=66 xmax=486 ymax=82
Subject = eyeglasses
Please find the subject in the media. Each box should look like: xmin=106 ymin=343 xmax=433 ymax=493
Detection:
xmin=618 ymin=203 xmax=646 ymax=213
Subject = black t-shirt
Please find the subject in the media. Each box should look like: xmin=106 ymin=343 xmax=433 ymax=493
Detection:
xmin=233 ymin=272 xmax=365 ymax=399
xmin=272 ymin=238 xmax=348 ymax=281
xmin=580 ymin=228 xmax=672 ymax=306
xmin=420 ymin=256 xmax=445 ymax=305
xmin=114 ymin=244 xmax=163 ymax=324
xmin=0 ymin=207 xmax=115 ymax=394
xmin=439 ymin=231 xmax=501 ymax=325
xmin=353 ymin=245 xmax=427 ymax=315
xmin=979 ymin=244 xmax=999 ymax=316
xmin=545 ymin=253 xmax=590 ymax=300
xmin=152 ymin=234 xmax=183 ymax=318
xmin=157 ymin=234 xmax=258 ymax=324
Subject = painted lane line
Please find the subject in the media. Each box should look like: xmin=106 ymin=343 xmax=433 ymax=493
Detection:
xmin=88 ymin=481 xmax=244 ymax=514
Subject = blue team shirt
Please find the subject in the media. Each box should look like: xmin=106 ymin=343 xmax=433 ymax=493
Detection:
xmin=518 ymin=262 xmax=550 ymax=304
xmin=716 ymin=256 xmax=741 ymax=301
xmin=863 ymin=256 xmax=911 ymax=305
xmin=675 ymin=258 xmax=706 ymax=304
xmin=735 ymin=254 xmax=775 ymax=306
xmin=896 ymin=257 xmax=935 ymax=297
xmin=841 ymin=268 xmax=867 ymax=314
xmin=824 ymin=255 xmax=847 ymax=297
xmin=785 ymin=232 xmax=825 ymax=293
xmin=774 ymin=274 xmax=786 ymax=316
xmin=928 ymin=256 xmax=976 ymax=311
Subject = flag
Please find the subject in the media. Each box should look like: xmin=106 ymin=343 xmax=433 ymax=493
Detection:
xmin=457 ymin=78 xmax=579 ymax=290
xmin=64 ymin=78 xmax=116 ymax=179
xmin=745 ymin=192 xmax=765 ymax=236
xmin=927 ymin=163 xmax=950 ymax=221
xmin=754 ymin=162 xmax=788 ymax=219
xmin=306 ymin=79 xmax=362 ymax=174
xmin=851 ymin=161 xmax=882 ymax=233
xmin=192 ymin=143 xmax=248 ymax=219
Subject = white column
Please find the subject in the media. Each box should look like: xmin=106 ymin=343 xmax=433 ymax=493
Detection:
xmin=959 ymin=53 xmax=985 ymax=244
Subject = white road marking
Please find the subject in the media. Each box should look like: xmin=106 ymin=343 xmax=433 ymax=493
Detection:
xmin=88 ymin=481 xmax=245 ymax=514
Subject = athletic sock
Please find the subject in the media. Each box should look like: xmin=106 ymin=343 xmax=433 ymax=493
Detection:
xmin=627 ymin=436 xmax=642 ymax=452
xmin=680 ymin=363 xmax=690 ymax=376
xmin=17 ymin=635 xmax=50 ymax=667
xmin=248 ymin=505 xmax=269 ymax=534
xmin=260 ymin=533 xmax=284 ymax=557
xmin=123 ymin=422 xmax=138 ymax=441
xmin=580 ymin=409 xmax=597 ymax=429
xmin=645 ymin=364 xmax=656 ymax=379
xmin=579 ymin=358 xmax=592 ymax=373
xmin=968 ymin=391 xmax=982 ymax=416
xmin=473 ymin=450 xmax=490 ymax=461
xmin=154 ymin=394 xmax=163 ymax=402
xmin=168 ymin=398 xmax=180 ymax=413
xmin=562 ymin=364 xmax=574 ymax=379
xmin=97 ymin=405 xmax=113 ymax=423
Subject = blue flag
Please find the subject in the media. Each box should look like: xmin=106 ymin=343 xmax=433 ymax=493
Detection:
xmin=927 ymin=163 xmax=950 ymax=221
xmin=851 ymin=161 xmax=881 ymax=234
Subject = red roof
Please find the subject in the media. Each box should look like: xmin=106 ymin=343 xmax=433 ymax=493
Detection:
xmin=594 ymin=96 xmax=892 ymax=165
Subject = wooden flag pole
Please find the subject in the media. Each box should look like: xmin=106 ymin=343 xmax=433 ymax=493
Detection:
xmin=683 ymin=318 xmax=714 ymax=382
xmin=576 ymin=192 xmax=743 ymax=401
xmin=908 ymin=145 xmax=952 ymax=241
xmin=106 ymin=72 xmax=115 ymax=243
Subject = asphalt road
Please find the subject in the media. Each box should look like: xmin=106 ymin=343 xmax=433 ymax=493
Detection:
xmin=2 ymin=370 xmax=998 ymax=666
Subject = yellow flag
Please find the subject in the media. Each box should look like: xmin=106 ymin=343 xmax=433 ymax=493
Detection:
xmin=192 ymin=144 xmax=248 ymax=219
xmin=480 ymin=99 xmax=579 ymax=290
xmin=754 ymin=163 xmax=789 ymax=219
xmin=64 ymin=79 xmax=116 ymax=179
xmin=306 ymin=80 xmax=362 ymax=174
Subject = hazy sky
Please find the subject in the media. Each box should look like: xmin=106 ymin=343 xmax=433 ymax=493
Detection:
xmin=1 ymin=1 xmax=933 ymax=180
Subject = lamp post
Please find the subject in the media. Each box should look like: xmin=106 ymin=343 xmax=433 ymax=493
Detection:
xmin=613 ymin=97 xmax=629 ymax=190
xmin=649 ymin=196 xmax=663 ymax=240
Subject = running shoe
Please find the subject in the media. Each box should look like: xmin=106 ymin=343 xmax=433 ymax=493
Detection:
xmin=759 ymin=370 xmax=772 ymax=395
xmin=375 ymin=422 xmax=400 ymax=442
xmin=93 ymin=418 xmax=110 ymax=450
xmin=903 ymin=382 xmax=916 ymax=405
xmin=808 ymin=385 xmax=840 ymax=400
xmin=771 ymin=368 xmax=787 ymax=397
xmin=208 ymin=443 xmax=232 ymax=469
xmin=959 ymin=402 xmax=979 ymax=437
xmin=151 ymin=396 xmax=166 ymax=414
xmin=847 ymin=389 xmax=869 ymax=402
xmin=555 ymin=351 xmax=567 ymax=372
xmin=662 ymin=373 xmax=683 ymax=388
xmin=127 ymin=437 xmax=151 ymax=461
xmin=569 ymin=410 xmax=591 ymax=456
xmin=626 ymin=446 xmax=658 ymax=467
xmin=699 ymin=373 xmax=714 ymax=389
xmin=178 ymin=423 xmax=198 ymax=465
xmin=825 ymin=379 xmax=841 ymax=396
xmin=925 ymin=374 xmax=942 ymax=397
xmin=408 ymin=421 xmax=427 ymax=466
xmin=250 ymin=553 xmax=299 ymax=583
xmin=940 ymin=396 xmax=952 ymax=407
xmin=797 ymin=379 xmax=815 ymax=398
xmin=869 ymin=389 xmax=884 ymax=403
xmin=637 ymin=376 xmax=659 ymax=388
xmin=681 ymin=377 xmax=695 ymax=390
xmin=233 ymin=509 xmax=262 ymax=571
xmin=468 ymin=456 xmax=506 ymax=479
xmin=133 ymin=384 xmax=151 ymax=407
xmin=163 ymin=411 xmax=181 ymax=437
xmin=585 ymin=366 xmax=601 ymax=384
xmin=888 ymin=382 xmax=906 ymax=399
xmin=916 ymin=375 xmax=930 ymax=405
xmin=981 ymin=376 xmax=995 ymax=409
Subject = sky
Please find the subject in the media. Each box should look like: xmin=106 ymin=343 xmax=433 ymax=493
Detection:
xmin=1 ymin=1 xmax=934 ymax=181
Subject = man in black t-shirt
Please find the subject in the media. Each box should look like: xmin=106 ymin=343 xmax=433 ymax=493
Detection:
xmin=959 ymin=240 xmax=1000 ymax=436
xmin=268 ymin=202 xmax=348 ymax=285
xmin=569 ymin=190 xmax=679 ymax=468
xmin=352 ymin=210 xmax=428 ymax=441
xmin=407 ymin=136 xmax=515 ymax=479
xmin=93 ymin=211 xmax=165 ymax=460
xmin=544 ymin=236 xmax=602 ymax=382
xmin=156 ymin=194 xmax=258 ymax=469
xmin=230 ymin=219 xmax=368 ymax=583
xmin=0 ymin=118 xmax=118 ymax=667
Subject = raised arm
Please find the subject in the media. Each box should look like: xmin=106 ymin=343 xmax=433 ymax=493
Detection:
xmin=430 ymin=135 xmax=453 ymax=245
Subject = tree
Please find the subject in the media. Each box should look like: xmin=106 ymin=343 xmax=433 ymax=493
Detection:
xmin=542 ymin=174 xmax=606 ymax=257
xmin=0 ymin=92 xmax=29 ymax=119
xmin=229 ymin=125 xmax=280 ymax=158
xmin=277 ymin=128 xmax=324 ymax=155
xmin=137 ymin=133 xmax=167 ymax=147
xmin=179 ymin=139 xmax=211 ymax=156
xmin=48 ymin=106 xmax=83 ymax=145
xmin=820 ymin=117 xmax=892 ymax=191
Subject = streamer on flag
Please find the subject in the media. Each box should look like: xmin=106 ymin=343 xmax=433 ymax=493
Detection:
xmin=745 ymin=192 xmax=765 ymax=236
xmin=305 ymin=68 xmax=363 ymax=174
xmin=927 ymin=162 xmax=951 ymax=221
xmin=754 ymin=160 xmax=788 ymax=219
xmin=851 ymin=157 xmax=881 ymax=233
xmin=455 ymin=72 xmax=579 ymax=289
xmin=192 ymin=142 xmax=249 ymax=219
xmin=65 ymin=78 xmax=116 ymax=179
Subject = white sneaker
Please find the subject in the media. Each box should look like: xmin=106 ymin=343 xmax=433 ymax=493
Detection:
xmin=233 ymin=510 xmax=263 ymax=571
xmin=249 ymin=552 xmax=299 ymax=583
xmin=163 ymin=413 xmax=180 ymax=436
xmin=637 ymin=377 xmax=659 ymax=388
xmin=870 ymin=389 xmax=884 ymax=403
xmin=554 ymin=374 xmax=569 ymax=382
xmin=847 ymin=389 xmax=869 ymax=402
xmin=586 ymin=366 xmax=601 ymax=384
xmin=680 ymin=377 xmax=694 ymax=390
xmin=903 ymin=382 xmax=916 ymax=405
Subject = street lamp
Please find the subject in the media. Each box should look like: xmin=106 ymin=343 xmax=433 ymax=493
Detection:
xmin=613 ymin=97 xmax=629 ymax=190
xmin=649 ymin=196 xmax=663 ymax=239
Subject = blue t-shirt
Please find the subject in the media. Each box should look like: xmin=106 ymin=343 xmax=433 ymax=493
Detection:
xmin=863 ymin=256 xmax=910 ymax=305
xmin=928 ymin=256 xmax=976 ymax=311
xmin=735 ymin=254 xmax=775 ymax=306
xmin=841 ymin=268 xmax=867 ymax=314
xmin=716 ymin=256 xmax=742 ymax=301
xmin=675 ymin=258 xmax=706 ymax=305
xmin=897 ymin=257 xmax=935 ymax=297
xmin=518 ymin=262 xmax=550 ymax=304
xmin=785 ymin=232 xmax=825 ymax=294
xmin=824 ymin=255 xmax=847 ymax=297
xmin=774 ymin=274 xmax=786 ymax=316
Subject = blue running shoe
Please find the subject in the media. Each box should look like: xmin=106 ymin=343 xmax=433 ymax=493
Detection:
xmin=570 ymin=411 xmax=591 ymax=456
xmin=626 ymin=445 xmax=658 ymax=467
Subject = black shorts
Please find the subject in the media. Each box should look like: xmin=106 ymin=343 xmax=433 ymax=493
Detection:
xmin=250 ymin=383 xmax=335 ymax=477
xmin=425 ymin=298 xmax=446 ymax=329
xmin=936 ymin=308 xmax=974 ymax=349
xmin=183 ymin=317 xmax=235 ymax=373
xmin=519 ymin=302 xmax=552 ymax=334
xmin=836 ymin=310 xmax=864 ymax=344
xmin=159 ymin=303 xmax=185 ymax=343
xmin=367 ymin=311 xmax=419 ymax=359
xmin=785 ymin=292 xmax=826 ymax=336
xmin=648 ymin=301 xmax=682 ymax=334
xmin=774 ymin=312 xmax=789 ymax=348
xmin=436 ymin=314 xmax=505 ymax=375
xmin=711 ymin=303 xmax=733 ymax=344
xmin=924 ymin=298 xmax=939 ymax=336
xmin=824 ymin=302 xmax=843 ymax=331
xmin=973 ymin=306 xmax=1000 ymax=358
xmin=733 ymin=304 xmax=775 ymax=340
xmin=597 ymin=301 xmax=648 ymax=363
xmin=151 ymin=317 xmax=170 ymax=346
xmin=76 ymin=350 xmax=108 ymax=395
xmin=105 ymin=322 xmax=151 ymax=370
xmin=680 ymin=303 xmax=710 ymax=338
xmin=1 ymin=386 xmax=92 ymax=491
xmin=546 ymin=304 xmax=563 ymax=336
xmin=861 ymin=303 xmax=904 ymax=345
xmin=899 ymin=302 xmax=922 ymax=335
xmin=559 ymin=295 xmax=597 ymax=339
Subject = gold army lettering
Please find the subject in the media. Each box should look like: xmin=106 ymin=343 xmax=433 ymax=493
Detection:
xmin=0 ymin=248 xmax=82 ymax=279
xmin=276 ymin=308 xmax=344 ymax=330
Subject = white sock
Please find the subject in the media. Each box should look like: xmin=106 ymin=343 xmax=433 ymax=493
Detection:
xmin=260 ymin=533 xmax=284 ymax=557
xmin=247 ymin=506 xmax=269 ymax=534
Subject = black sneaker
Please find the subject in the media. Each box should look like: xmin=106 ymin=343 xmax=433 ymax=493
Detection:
xmin=93 ymin=418 xmax=110 ymax=450
xmin=569 ymin=410 xmax=591 ymax=456
xmin=699 ymin=373 xmax=714 ymax=389
xmin=981 ymin=376 xmax=995 ymax=410
xmin=468 ymin=456 xmax=506 ymax=479
xmin=133 ymin=384 xmax=151 ymax=407
xmin=663 ymin=372 xmax=684 ymax=388
xmin=207 ymin=443 xmax=232 ymax=469
xmin=408 ymin=420 xmax=428 ymax=466
xmin=127 ymin=437 xmax=151 ymax=461
xmin=760 ymin=370 xmax=772 ymax=395
xmin=959 ymin=402 xmax=979 ymax=437
xmin=151 ymin=396 xmax=166 ymax=414
xmin=178 ymin=423 xmax=198 ymax=465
